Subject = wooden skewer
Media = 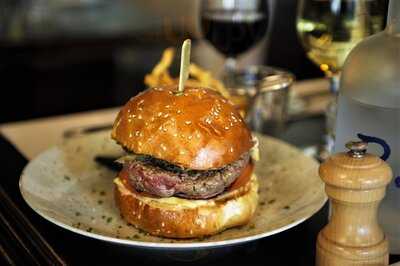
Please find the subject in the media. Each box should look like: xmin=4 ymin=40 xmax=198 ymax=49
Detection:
xmin=177 ymin=39 xmax=191 ymax=94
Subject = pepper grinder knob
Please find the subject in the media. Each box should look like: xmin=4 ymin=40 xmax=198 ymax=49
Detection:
xmin=345 ymin=141 xmax=368 ymax=158
xmin=316 ymin=140 xmax=393 ymax=266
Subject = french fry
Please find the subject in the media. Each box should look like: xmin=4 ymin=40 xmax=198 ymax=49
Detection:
xmin=153 ymin=48 xmax=175 ymax=75
xmin=144 ymin=48 xmax=175 ymax=88
xmin=144 ymin=47 xmax=231 ymax=99
xmin=189 ymin=64 xmax=230 ymax=98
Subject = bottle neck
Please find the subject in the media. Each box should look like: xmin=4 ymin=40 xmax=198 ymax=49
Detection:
xmin=387 ymin=0 xmax=400 ymax=35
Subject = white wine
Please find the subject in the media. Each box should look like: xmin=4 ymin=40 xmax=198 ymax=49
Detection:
xmin=297 ymin=19 xmax=382 ymax=75
xmin=297 ymin=1 xmax=384 ymax=76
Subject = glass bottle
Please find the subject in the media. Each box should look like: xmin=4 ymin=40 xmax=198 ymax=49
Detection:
xmin=334 ymin=0 xmax=400 ymax=254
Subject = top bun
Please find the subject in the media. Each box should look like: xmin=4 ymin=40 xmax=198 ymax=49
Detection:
xmin=111 ymin=86 xmax=253 ymax=170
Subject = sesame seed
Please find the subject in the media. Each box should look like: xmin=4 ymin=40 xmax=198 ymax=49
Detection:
xmin=177 ymin=110 xmax=182 ymax=114
xmin=151 ymin=117 xmax=155 ymax=122
xmin=158 ymin=112 xmax=162 ymax=117
xmin=138 ymin=107 xmax=143 ymax=111
xmin=164 ymin=114 xmax=169 ymax=118
xmin=179 ymin=151 xmax=185 ymax=155
xmin=196 ymin=133 xmax=201 ymax=139
xmin=161 ymin=222 xmax=165 ymax=227
xmin=162 ymin=127 xmax=168 ymax=132
xmin=138 ymin=114 xmax=143 ymax=119
xmin=230 ymin=122 xmax=234 ymax=127
xmin=129 ymin=133 xmax=133 ymax=138
xmin=185 ymin=121 xmax=192 ymax=125
xmin=230 ymin=147 xmax=234 ymax=153
xmin=165 ymin=105 xmax=170 ymax=109
xmin=188 ymin=135 xmax=192 ymax=140
xmin=224 ymin=126 xmax=229 ymax=130
xmin=135 ymin=131 xmax=140 ymax=136
xmin=132 ymin=114 xmax=136 ymax=118
xmin=173 ymin=133 xmax=178 ymax=137
xmin=180 ymin=134 xmax=185 ymax=138
xmin=138 ymin=141 xmax=142 ymax=147
xmin=128 ymin=118 xmax=132 ymax=123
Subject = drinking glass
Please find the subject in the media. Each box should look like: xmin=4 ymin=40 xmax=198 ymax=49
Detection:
xmin=200 ymin=0 xmax=269 ymax=86
xmin=297 ymin=0 xmax=385 ymax=92
xmin=296 ymin=0 xmax=386 ymax=152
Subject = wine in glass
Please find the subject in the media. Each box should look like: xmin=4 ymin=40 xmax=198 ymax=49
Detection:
xmin=201 ymin=0 xmax=269 ymax=73
xmin=297 ymin=0 xmax=385 ymax=91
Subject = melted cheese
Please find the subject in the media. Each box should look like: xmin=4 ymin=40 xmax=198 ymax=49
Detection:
xmin=250 ymin=135 xmax=260 ymax=161
xmin=114 ymin=178 xmax=212 ymax=209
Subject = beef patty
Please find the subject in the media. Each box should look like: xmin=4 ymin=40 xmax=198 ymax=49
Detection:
xmin=121 ymin=153 xmax=249 ymax=199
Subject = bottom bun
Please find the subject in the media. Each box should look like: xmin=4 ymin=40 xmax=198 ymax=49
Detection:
xmin=114 ymin=174 xmax=259 ymax=239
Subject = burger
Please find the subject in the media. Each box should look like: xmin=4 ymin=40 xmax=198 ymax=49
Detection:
xmin=111 ymin=86 xmax=259 ymax=238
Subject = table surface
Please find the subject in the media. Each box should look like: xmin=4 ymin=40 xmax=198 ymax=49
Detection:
xmin=1 ymin=80 xmax=399 ymax=265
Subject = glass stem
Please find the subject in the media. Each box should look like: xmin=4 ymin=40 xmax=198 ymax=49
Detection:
xmin=224 ymin=57 xmax=237 ymax=88
xmin=225 ymin=57 xmax=237 ymax=72
xmin=387 ymin=0 xmax=400 ymax=35
xmin=329 ymin=73 xmax=340 ymax=94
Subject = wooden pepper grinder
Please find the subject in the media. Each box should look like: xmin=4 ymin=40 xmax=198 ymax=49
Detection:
xmin=316 ymin=141 xmax=393 ymax=266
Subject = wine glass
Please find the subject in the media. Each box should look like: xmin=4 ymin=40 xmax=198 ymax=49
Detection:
xmin=297 ymin=0 xmax=386 ymax=92
xmin=296 ymin=0 xmax=386 ymax=153
xmin=200 ymin=0 xmax=269 ymax=85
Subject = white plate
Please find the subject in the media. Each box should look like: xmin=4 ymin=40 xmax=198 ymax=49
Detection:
xmin=20 ymin=132 xmax=326 ymax=249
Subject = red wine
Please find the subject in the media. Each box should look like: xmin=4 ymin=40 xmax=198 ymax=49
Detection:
xmin=201 ymin=11 xmax=268 ymax=57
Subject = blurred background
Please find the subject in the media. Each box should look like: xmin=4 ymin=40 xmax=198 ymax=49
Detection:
xmin=0 ymin=0 xmax=388 ymax=123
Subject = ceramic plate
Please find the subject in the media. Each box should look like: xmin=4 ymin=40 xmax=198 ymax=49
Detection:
xmin=20 ymin=132 xmax=326 ymax=249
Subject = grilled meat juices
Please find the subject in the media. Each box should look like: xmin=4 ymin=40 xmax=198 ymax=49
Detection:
xmin=111 ymin=86 xmax=259 ymax=238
